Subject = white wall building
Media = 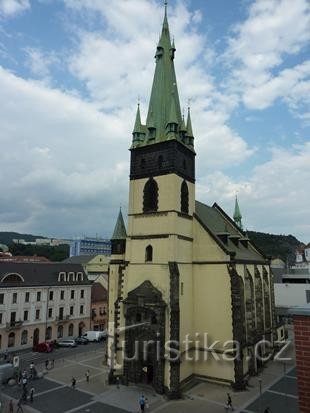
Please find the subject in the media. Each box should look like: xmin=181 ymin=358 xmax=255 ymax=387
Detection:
xmin=0 ymin=262 xmax=92 ymax=352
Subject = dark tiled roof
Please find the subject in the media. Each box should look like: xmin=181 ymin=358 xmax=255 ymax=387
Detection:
xmin=0 ymin=262 xmax=91 ymax=287
xmin=195 ymin=200 xmax=265 ymax=262
xmin=63 ymin=255 xmax=94 ymax=264
xmin=91 ymin=282 xmax=107 ymax=302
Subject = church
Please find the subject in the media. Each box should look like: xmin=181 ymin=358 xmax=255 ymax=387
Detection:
xmin=108 ymin=4 xmax=278 ymax=398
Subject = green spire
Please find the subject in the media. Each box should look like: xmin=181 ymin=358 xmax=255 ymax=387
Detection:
xmin=133 ymin=103 xmax=142 ymax=135
xmin=144 ymin=3 xmax=183 ymax=144
xmin=186 ymin=106 xmax=194 ymax=146
xmin=130 ymin=2 xmax=194 ymax=152
xmin=233 ymin=196 xmax=243 ymax=229
xmin=111 ymin=208 xmax=127 ymax=240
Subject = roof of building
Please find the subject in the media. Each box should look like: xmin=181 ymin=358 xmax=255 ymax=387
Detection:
xmin=131 ymin=4 xmax=194 ymax=151
xmin=63 ymin=255 xmax=94 ymax=264
xmin=0 ymin=255 xmax=50 ymax=263
xmin=195 ymin=200 xmax=266 ymax=262
xmin=0 ymin=262 xmax=91 ymax=287
xmin=288 ymin=304 xmax=310 ymax=316
xmin=111 ymin=209 xmax=127 ymax=240
xmin=91 ymin=282 xmax=108 ymax=302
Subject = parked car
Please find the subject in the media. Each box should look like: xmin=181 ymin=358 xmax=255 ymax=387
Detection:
xmin=0 ymin=363 xmax=15 ymax=384
xmin=33 ymin=342 xmax=53 ymax=353
xmin=82 ymin=331 xmax=105 ymax=342
xmin=75 ymin=336 xmax=89 ymax=345
xmin=56 ymin=339 xmax=77 ymax=348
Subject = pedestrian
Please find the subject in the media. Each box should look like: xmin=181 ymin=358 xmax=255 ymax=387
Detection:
xmin=45 ymin=359 xmax=49 ymax=370
xmin=71 ymin=377 xmax=76 ymax=389
xmin=139 ymin=394 xmax=145 ymax=412
xmin=264 ymin=408 xmax=270 ymax=413
xmin=30 ymin=386 xmax=35 ymax=403
xmin=4 ymin=349 xmax=8 ymax=361
xmin=9 ymin=399 xmax=14 ymax=413
xmin=51 ymin=359 xmax=54 ymax=368
xmin=226 ymin=393 xmax=234 ymax=411
xmin=22 ymin=376 xmax=27 ymax=389
xmin=16 ymin=398 xmax=23 ymax=413
xmin=116 ymin=376 xmax=119 ymax=389
xmin=85 ymin=370 xmax=90 ymax=383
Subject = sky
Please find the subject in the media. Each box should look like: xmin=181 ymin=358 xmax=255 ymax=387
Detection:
xmin=0 ymin=0 xmax=309 ymax=242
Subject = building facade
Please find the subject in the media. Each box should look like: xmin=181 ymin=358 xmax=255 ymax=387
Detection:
xmin=70 ymin=237 xmax=111 ymax=257
xmin=108 ymin=5 xmax=277 ymax=397
xmin=91 ymin=282 xmax=108 ymax=331
xmin=0 ymin=262 xmax=92 ymax=352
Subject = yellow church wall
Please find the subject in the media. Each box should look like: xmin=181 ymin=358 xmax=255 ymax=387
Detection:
xmin=191 ymin=263 xmax=234 ymax=381
xmin=193 ymin=218 xmax=228 ymax=261
xmin=193 ymin=355 xmax=235 ymax=382
xmin=125 ymin=237 xmax=193 ymax=264
xmin=128 ymin=212 xmax=193 ymax=239
xmin=128 ymin=174 xmax=195 ymax=217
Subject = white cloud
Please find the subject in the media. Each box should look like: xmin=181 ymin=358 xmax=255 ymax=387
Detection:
xmin=24 ymin=47 xmax=60 ymax=82
xmin=0 ymin=0 xmax=30 ymax=17
xmin=225 ymin=0 xmax=310 ymax=114
xmin=197 ymin=143 xmax=310 ymax=242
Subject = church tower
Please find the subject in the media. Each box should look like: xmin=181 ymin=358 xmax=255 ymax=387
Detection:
xmin=108 ymin=4 xmax=195 ymax=397
xmin=108 ymin=1 xmax=277 ymax=398
xmin=233 ymin=196 xmax=243 ymax=229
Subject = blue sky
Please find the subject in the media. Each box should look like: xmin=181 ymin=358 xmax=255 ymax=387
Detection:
xmin=0 ymin=0 xmax=309 ymax=242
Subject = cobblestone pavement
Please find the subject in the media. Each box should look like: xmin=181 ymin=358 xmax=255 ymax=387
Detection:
xmin=0 ymin=330 xmax=299 ymax=413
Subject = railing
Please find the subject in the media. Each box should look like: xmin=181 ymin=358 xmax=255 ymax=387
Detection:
xmin=56 ymin=315 xmax=70 ymax=323
xmin=5 ymin=320 xmax=23 ymax=331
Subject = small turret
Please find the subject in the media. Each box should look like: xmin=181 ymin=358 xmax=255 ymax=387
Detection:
xmin=166 ymin=92 xmax=178 ymax=137
xmin=147 ymin=109 xmax=156 ymax=141
xmin=186 ymin=106 xmax=194 ymax=146
xmin=233 ymin=196 xmax=243 ymax=230
xmin=170 ymin=38 xmax=176 ymax=60
xmin=132 ymin=103 xmax=144 ymax=146
xmin=111 ymin=208 xmax=127 ymax=255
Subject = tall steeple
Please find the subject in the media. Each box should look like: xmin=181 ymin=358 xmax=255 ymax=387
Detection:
xmin=233 ymin=196 xmax=243 ymax=229
xmin=131 ymin=2 xmax=194 ymax=151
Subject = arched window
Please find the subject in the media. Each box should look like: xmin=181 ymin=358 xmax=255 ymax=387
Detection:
xmin=21 ymin=330 xmax=28 ymax=345
xmin=46 ymin=326 xmax=52 ymax=340
xmin=57 ymin=325 xmax=63 ymax=338
xmin=181 ymin=180 xmax=189 ymax=214
xmin=8 ymin=332 xmax=15 ymax=348
xmin=143 ymin=178 xmax=158 ymax=212
xmin=68 ymin=323 xmax=74 ymax=336
xmin=145 ymin=245 xmax=153 ymax=262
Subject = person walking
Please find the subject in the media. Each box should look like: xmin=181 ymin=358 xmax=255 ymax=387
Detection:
xmin=85 ymin=370 xmax=90 ymax=383
xmin=51 ymin=359 xmax=54 ymax=368
xmin=264 ymin=408 xmax=270 ymax=413
xmin=139 ymin=394 xmax=145 ymax=412
xmin=16 ymin=398 xmax=23 ymax=413
xmin=30 ymin=386 xmax=35 ymax=403
xmin=71 ymin=377 xmax=76 ymax=389
xmin=9 ymin=399 xmax=14 ymax=413
xmin=226 ymin=393 xmax=234 ymax=411
xmin=45 ymin=359 xmax=49 ymax=370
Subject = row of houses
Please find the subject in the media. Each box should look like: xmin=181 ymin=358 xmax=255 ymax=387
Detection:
xmin=0 ymin=258 xmax=108 ymax=352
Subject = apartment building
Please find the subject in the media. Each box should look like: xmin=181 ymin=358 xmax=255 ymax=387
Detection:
xmin=0 ymin=262 xmax=92 ymax=352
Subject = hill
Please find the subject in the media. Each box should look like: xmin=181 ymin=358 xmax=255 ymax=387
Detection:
xmin=0 ymin=231 xmax=46 ymax=245
xmin=247 ymin=231 xmax=300 ymax=264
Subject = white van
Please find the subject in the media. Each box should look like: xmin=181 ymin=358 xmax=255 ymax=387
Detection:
xmin=83 ymin=331 xmax=105 ymax=342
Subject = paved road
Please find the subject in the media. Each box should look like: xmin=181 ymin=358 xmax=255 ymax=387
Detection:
xmin=1 ymin=341 xmax=105 ymax=372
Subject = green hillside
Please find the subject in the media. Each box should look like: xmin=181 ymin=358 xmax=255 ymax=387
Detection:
xmin=247 ymin=231 xmax=300 ymax=264
xmin=0 ymin=231 xmax=46 ymax=245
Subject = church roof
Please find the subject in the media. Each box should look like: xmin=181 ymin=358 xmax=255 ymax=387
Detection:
xmin=131 ymin=4 xmax=194 ymax=151
xmin=195 ymin=201 xmax=265 ymax=262
xmin=111 ymin=209 xmax=127 ymax=240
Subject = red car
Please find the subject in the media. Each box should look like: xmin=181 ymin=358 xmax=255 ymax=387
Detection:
xmin=33 ymin=342 xmax=53 ymax=353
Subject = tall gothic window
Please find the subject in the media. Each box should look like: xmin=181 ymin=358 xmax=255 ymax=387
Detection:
xmin=143 ymin=178 xmax=158 ymax=212
xmin=181 ymin=180 xmax=189 ymax=214
xmin=145 ymin=245 xmax=153 ymax=262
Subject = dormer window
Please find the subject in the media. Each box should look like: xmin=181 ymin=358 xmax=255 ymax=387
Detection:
xmin=58 ymin=272 xmax=65 ymax=282
xmin=1 ymin=273 xmax=24 ymax=284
